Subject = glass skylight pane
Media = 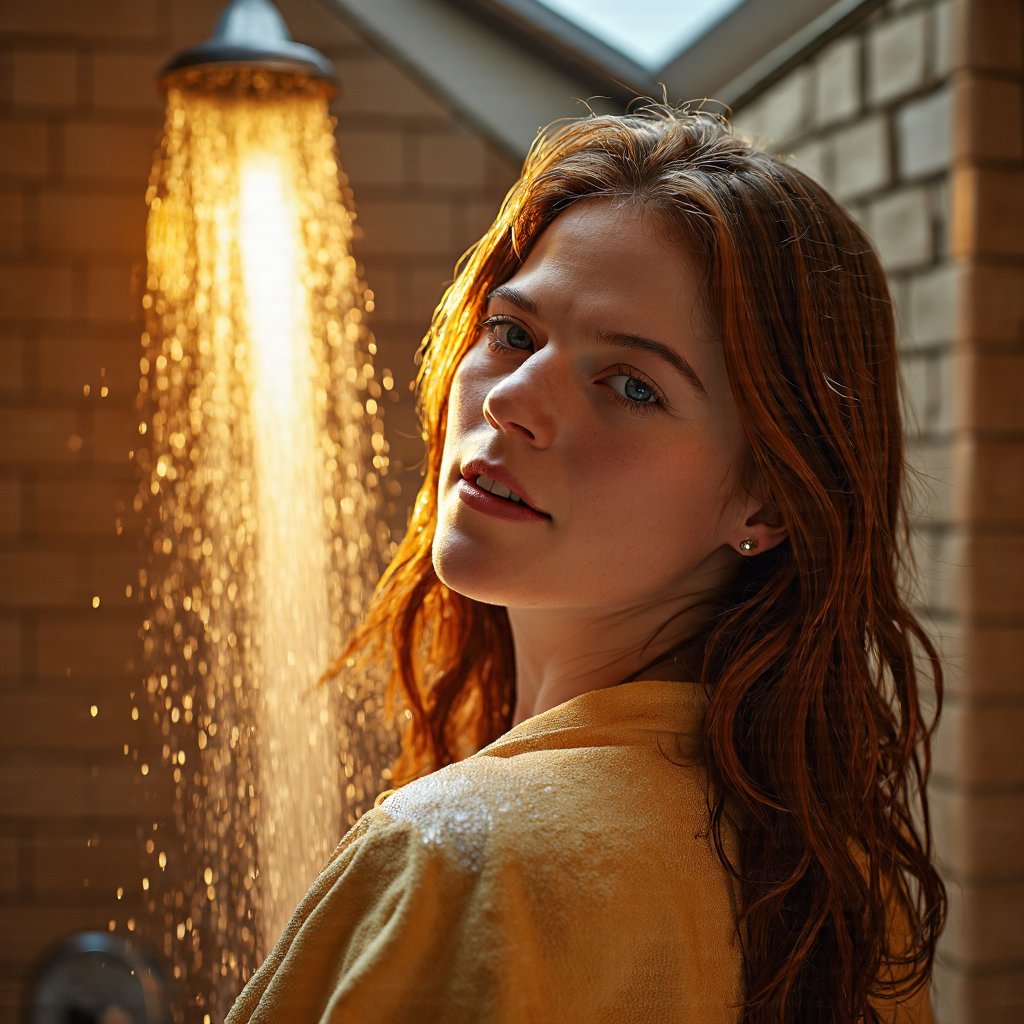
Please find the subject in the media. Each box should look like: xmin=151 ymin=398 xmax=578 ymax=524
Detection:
xmin=535 ymin=0 xmax=747 ymax=70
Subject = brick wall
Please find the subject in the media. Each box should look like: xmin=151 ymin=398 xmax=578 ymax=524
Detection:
xmin=0 ymin=0 xmax=517 ymax=1015
xmin=2 ymin=0 xmax=1021 ymax=1019
xmin=733 ymin=0 xmax=1023 ymax=1020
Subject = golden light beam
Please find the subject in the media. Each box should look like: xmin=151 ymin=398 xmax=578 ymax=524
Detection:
xmin=135 ymin=70 xmax=400 ymax=1020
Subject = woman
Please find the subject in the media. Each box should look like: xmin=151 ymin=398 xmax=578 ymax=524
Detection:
xmin=226 ymin=107 xmax=946 ymax=1023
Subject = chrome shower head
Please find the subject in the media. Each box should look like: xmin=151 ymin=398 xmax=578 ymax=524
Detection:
xmin=159 ymin=0 xmax=338 ymax=93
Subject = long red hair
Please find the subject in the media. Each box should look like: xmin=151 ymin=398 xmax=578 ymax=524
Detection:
xmin=324 ymin=106 xmax=946 ymax=1022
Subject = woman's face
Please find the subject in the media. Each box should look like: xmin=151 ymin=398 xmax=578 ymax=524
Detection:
xmin=433 ymin=199 xmax=759 ymax=613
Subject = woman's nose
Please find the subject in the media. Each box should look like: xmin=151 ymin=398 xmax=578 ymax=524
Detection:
xmin=480 ymin=354 xmax=559 ymax=447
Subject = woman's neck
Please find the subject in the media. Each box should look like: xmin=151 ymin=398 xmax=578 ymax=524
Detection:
xmin=507 ymin=607 xmax=708 ymax=728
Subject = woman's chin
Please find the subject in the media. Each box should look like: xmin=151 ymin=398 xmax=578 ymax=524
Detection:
xmin=430 ymin=549 xmax=526 ymax=608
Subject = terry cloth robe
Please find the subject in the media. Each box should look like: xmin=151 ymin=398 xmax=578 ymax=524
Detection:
xmin=225 ymin=679 xmax=935 ymax=1024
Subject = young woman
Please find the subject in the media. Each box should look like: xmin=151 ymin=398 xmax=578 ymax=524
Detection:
xmin=226 ymin=107 xmax=946 ymax=1023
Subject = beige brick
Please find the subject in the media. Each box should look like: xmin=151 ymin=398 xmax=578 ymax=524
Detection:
xmin=381 ymin=402 xmax=423 ymax=473
xmin=0 ymin=549 xmax=88 ymax=609
xmin=0 ymin=677 xmax=140 ymax=755
xmin=906 ymin=262 xmax=960 ymax=347
xmin=354 ymin=198 xmax=455 ymax=257
xmin=814 ymin=36 xmax=861 ymax=126
xmin=91 ymin=52 xmax=165 ymax=114
xmin=87 ymin=263 xmax=142 ymax=324
xmin=0 ymin=902 xmax=146 ymax=972
xmin=0 ymin=837 xmax=18 ymax=898
xmin=959 ymin=351 xmax=1024 ymax=433
xmin=360 ymin=264 xmax=401 ymax=325
xmin=0 ymin=477 xmax=21 ymax=537
xmin=933 ymin=345 xmax=954 ymax=436
xmin=0 ymin=333 xmax=26 ymax=394
xmin=0 ymin=616 xmax=22 ymax=679
xmin=85 ymin=546 xmax=142 ymax=609
xmin=868 ymin=10 xmax=929 ymax=104
xmin=732 ymin=99 xmax=764 ymax=145
xmin=0 ymin=0 xmax=160 ymax=40
xmin=62 ymin=121 xmax=160 ymax=184
xmin=786 ymin=138 xmax=830 ymax=188
xmin=35 ymin=610 xmax=138 ymax=679
xmin=165 ymin=0 xmax=224 ymax=50
xmin=932 ymin=0 xmax=954 ymax=77
xmin=0 ymin=406 xmax=80 ymax=465
xmin=906 ymin=439 xmax=954 ymax=524
xmin=410 ymin=263 xmax=456 ymax=329
xmin=832 ymin=115 xmax=890 ymax=200
xmin=908 ymin=525 xmax=961 ymax=614
xmin=952 ymin=625 xmax=1024 ymax=699
xmin=960 ymin=264 xmax=1024 ymax=343
xmin=36 ymin=331 xmax=140 ymax=400
xmin=0 ymin=755 xmax=172 ymax=818
xmin=866 ymin=186 xmax=933 ymax=271
xmin=32 ymin=830 xmax=152 ymax=897
xmin=0 ymin=186 xmax=25 ymax=257
xmin=954 ymin=76 xmax=1024 ymax=163
xmin=897 ymin=86 xmax=952 ymax=179
xmin=935 ymin=700 xmax=1024 ymax=788
xmin=0 ymin=984 xmax=18 ymax=1022
xmin=91 ymin=404 xmax=136 ymax=464
xmin=0 ymin=118 xmax=50 ymax=177
xmin=960 ymin=0 xmax=1023 ymax=74
xmin=952 ymin=166 xmax=1024 ymax=260
xmin=33 ymin=475 xmax=133 ymax=538
xmin=0 ymin=51 xmax=11 ymax=107
xmin=38 ymin=190 xmax=147 ymax=258
xmin=931 ymin=175 xmax=951 ymax=258
xmin=485 ymin=148 xmax=519 ymax=192
xmin=901 ymin=351 xmax=930 ymax=437
xmin=934 ymin=790 xmax=1024 ymax=882
xmin=336 ymin=127 xmax=405 ymax=188
xmin=0 ymin=264 xmax=75 ymax=322
xmin=449 ymin=202 xmax=495 ymax=259
xmin=954 ymin=440 xmax=1024 ymax=526
xmin=935 ymin=965 xmax=1024 ymax=1024
xmin=11 ymin=49 xmax=79 ymax=110
xmin=964 ymin=534 xmax=1024 ymax=617
xmin=740 ymin=66 xmax=814 ymax=146
xmin=942 ymin=880 xmax=1024 ymax=968
xmin=413 ymin=129 xmax=490 ymax=190
xmin=332 ymin=55 xmax=453 ymax=122
xmin=372 ymin=323 xmax=429 ymax=380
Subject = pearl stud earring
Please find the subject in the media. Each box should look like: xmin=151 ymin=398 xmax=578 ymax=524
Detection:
xmin=738 ymin=538 xmax=758 ymax=553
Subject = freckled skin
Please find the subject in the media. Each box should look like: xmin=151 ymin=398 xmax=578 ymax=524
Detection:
xmin=432 ymin=201 xmax=786 ymax=725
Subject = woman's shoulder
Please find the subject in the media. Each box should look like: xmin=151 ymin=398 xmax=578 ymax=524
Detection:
xmin=372 ymin=735 xmax=733 ymax=892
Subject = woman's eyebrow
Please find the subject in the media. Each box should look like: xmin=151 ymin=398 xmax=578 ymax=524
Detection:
xmin=594 ymin=329 xmax=708 ymax=399
xmin=487 ymin=284 xmax=537 ymax=315
xmin=486 ymin=283 xmax=708 ymax=400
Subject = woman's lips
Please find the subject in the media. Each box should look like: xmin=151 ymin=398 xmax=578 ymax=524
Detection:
xmin=456 ymin=478 xmax=551 ymax=522
xmin=460 ymin=460 xmax=547 ymax=514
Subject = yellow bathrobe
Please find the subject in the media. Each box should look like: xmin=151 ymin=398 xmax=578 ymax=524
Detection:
xmin=225 ymin=679 xmax=934 ymax=1023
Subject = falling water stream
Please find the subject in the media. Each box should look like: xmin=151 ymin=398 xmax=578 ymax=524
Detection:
xmin=133 ymin=68 xmax=400 ymax=1021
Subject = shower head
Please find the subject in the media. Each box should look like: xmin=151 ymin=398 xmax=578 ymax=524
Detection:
xmin=159 ymin=0 xmax=338 ymax=93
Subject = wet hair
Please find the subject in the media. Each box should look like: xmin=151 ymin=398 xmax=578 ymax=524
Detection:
xmin=325 ymin=105 xmax=946 ymax=1022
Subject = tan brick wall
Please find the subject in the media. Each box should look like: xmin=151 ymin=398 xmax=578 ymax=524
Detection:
xmin=734 ymin=0 xmax=1023 ymax=1020
xmin=0 ymin=0 xmax=518 ymax=1016
xmin=3 ymin=0 xmax=1018 ymax=1019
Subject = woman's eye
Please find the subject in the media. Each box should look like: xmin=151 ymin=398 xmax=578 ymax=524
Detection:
xmin=607 ymin=374 xmax=656 ymax=404
xmin=483 ymin=317 xmax=533 ymax=351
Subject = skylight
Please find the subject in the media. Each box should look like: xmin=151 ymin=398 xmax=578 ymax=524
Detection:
xmin=534 ymin=0 xmax=747 ymax=70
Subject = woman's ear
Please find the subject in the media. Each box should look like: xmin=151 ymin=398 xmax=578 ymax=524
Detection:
xmin=731 ymin=499 xmax=788 ymax=556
